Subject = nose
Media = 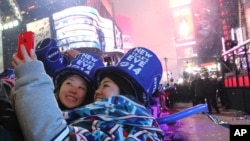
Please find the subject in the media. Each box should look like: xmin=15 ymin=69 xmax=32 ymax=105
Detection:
xmin=94 ymin=87 xmax=102 ymax=97
xmin=95 ymin=87 xmax=101 ymax=95
xmin=69 ymin=85 xmax=77 ymax=94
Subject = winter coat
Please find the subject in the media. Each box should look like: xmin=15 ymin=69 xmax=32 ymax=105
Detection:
xmin=194 ymin=78 xmax=205 ymax=97
xmin=203 ymin=78 xmax=217 ymax=98
xmin=0 ymin=81 xmax=23 ymax=141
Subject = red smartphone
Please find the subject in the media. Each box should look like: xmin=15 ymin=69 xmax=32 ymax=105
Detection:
xmin=17 ymin=31 xmax=35 ymax=60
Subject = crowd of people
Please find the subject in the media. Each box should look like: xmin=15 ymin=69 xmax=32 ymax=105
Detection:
xmin=154 ymin=72 xmax=228 ymax=115
xmin=0 ymin=38 xmax=167 ymax=141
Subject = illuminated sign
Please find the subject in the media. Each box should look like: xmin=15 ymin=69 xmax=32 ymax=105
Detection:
xmin=172 ymin=6 xmax=196 ymax=46
xmin=169 ymin=0 xmax=191 ymax=8
xmin=52 ymin=6 xmax=122 ymax=52
xmin=245 ymin=7 xmax=250 ymax=38
xmin=176 ymin=46 xmax=197 ymax=58
xmin=26 ymin=17 xmax=51 ymax=46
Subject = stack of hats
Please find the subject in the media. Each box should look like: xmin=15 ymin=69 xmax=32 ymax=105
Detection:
xmin=94 ymin=47 xmax=163 ymax=105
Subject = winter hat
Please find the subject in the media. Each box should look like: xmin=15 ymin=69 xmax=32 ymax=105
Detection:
xmin=35 ymin=38 xmax=69 ymax=77
xmin=53 ymin=53 xmax=105 ymax=103
xmin=94 ymin=47 xmax=162 ymax=105
xmin=0 ymin=68 xmax=15 ymax=80
xmin=0 ymin=68 xmax=15 ymax=88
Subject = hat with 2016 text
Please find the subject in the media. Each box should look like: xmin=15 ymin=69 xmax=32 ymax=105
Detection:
xmin=94 ymin=47 xmax=163 ymax=105
xmin=53 ymin=53 xmax=105 ymax=99
xmin=35 ymin=38 xmax=69 ymax=77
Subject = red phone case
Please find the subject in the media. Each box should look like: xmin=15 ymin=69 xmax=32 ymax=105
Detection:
xmin=17 ymin=31 xmax=35 ymax=59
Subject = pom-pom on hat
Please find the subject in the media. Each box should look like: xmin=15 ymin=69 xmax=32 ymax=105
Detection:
xmin=94 ymin=47 xmax=162 ymax=105
xmin=53 ymin=53 xmax=105 ymax=101
xmin=35 ymin=38 xmax=69 ymax=77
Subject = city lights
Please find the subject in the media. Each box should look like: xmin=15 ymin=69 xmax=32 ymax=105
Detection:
xmin=0 ymin=20 xmax=19 ymax=31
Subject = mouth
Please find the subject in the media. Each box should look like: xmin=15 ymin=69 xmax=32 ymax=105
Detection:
xmin=94 ymin=95 xmax=103 ymax=101
xmin=65 ymin=95 xmax=77 ymax=101
xmin=95 ymin=98 xmax=102 ymax=101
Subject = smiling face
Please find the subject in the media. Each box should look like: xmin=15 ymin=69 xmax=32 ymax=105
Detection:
xmin=58 ymin=75 xmax=88 ymax=109
xmin=94 ymin=77 xmax=120 ymax=101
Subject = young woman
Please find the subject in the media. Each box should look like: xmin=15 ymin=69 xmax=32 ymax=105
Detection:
xmin=52 ymin=53 xmax=104 ymax=110
xmin=11 ymin=45 xmax=164 ymax=141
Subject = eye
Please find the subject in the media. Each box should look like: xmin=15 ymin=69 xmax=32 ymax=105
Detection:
xmin=79 ymin=86 xmax=87 ymax=92
xmin=65 ymin=81 xmax=73 ymax=86
xmin=79 ymin=86 xmax=84 ymax=90
xmin=103 ymin=83 xmax=110 ymax=88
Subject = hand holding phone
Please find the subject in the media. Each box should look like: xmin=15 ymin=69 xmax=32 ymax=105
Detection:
xmin=17 ymin=31 xmax=35 ymax=60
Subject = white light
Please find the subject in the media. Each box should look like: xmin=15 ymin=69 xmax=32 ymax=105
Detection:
xmin=175 ymin=41 xmax=196 ymax=47
xmin=231 ymin=28 xmax=235 ymax=41
xmin=0 ymin=20 xmax=19 ymax=31
xmin=13 ymin=20 xmax=19 ymax=26
xmin=8 ymin=22 xmax=14 ymax=28
xmin=3 ymin=24 xmax=9 ymax=30
xmin=185 ymin=67 xmax=192 ymax=73
xmin=177 ymin=78 xmax=184 ymax=84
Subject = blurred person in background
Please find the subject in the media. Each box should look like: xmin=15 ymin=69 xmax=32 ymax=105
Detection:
xmin=193 ymin=73 xmax=206 ymax=106
xmin=0 ymin=69 xmax=23 ymax=141
xmin=203 ymin=72 xmax=220 ymax=114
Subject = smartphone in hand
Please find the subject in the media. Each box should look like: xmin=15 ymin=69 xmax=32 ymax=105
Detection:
xmin=17 ymin=31 xmax=35 ymax=60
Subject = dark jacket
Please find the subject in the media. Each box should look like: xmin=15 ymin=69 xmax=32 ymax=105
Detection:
xmin=203 ymin=77 xmax=217 ymax=98
xmin=194 ymin=78 xmax=205 ymax=97
xmin=0 ymin=81 xmax=23 ymax=141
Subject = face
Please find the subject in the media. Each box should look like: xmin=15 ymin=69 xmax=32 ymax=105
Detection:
xmin=94 ymin=77 xmax=120 ymax=101
xmin=58 ymin=75 xmax=88 ymax=109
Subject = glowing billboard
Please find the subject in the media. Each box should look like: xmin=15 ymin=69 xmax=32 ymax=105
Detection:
xmin=169 ymin=0 xmax=191 ymax=8
xmin=172 ymin=6 xmax=196 ymax=46
xmin=52 ymin=6 xmax=122 ymax=52
xmin=26 ymin=17 xmax=51 ymax=46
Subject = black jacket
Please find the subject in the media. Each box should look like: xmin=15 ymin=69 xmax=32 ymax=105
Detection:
xmin=0 ymin=81 xmax=23 ymax=141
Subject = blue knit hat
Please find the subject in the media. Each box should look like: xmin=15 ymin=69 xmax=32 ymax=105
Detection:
xmin=35 ymin=38 xmax=69 ymax=77
xmin=94 ymin=47 xmax=162 ymax=105
xmin=53 ymin=53 xmax=105 ymax=100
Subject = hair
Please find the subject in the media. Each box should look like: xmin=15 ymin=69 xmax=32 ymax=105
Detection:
xmin=102 ymin=73 xmax=143 ymax=105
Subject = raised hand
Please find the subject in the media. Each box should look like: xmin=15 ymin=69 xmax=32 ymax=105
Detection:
xmin=12 ymin=45 xmax=37 ymax=68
